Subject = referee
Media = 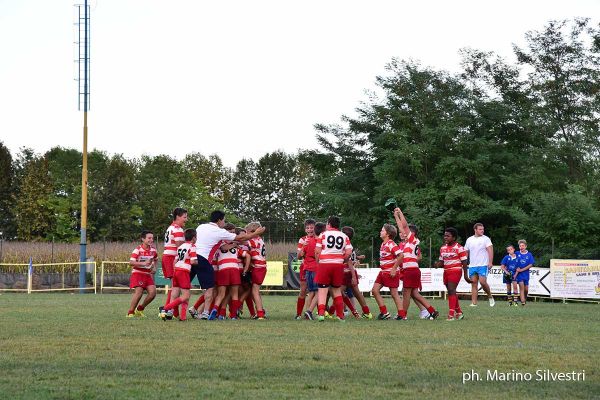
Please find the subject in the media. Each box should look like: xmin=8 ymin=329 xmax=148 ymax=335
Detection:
xmin=192 ymin=210 xmax=265 ymax=319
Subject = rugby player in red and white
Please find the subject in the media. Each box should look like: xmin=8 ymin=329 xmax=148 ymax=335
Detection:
xmin=162 ymin=208 xmax=187 ymax=316
xmin=246 ymin=222 xmax=268 ymax=320
xmin=435 ymin=227 xmax=472 ymax=320
xmin=393 ymin=208 xmax=439 ymax=320
xmin=315 ymin=216 xmax=353 ymax=322
xmin=296 ymin=219 xmax=317 ymax=320
xmin=372 ymin=224 xmax=404 ymax=320
xmin=340 ymin=226 xmax=373 ymax=319
xmin=127 ymin=230 xmax=158 ymax=318
xmin=160 ymin=229 xmax=197 ymax=321
xmin=236 ymin=227 xmax=257 ymax=319
xmin=209 ymin=228 xmax=251 ymax=320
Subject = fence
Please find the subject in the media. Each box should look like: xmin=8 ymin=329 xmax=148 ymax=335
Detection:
xmin=0 ymin=262 xmax=96 ymax=293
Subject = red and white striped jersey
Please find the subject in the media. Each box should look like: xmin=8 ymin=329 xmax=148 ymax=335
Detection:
xmin=163 ymin=223 xmax=185 ymax=256
xmin=344 ymin=250 xmax=358 ymax=273
xmin=379 ymin=239 xmax=402 ymax=271
xmin=248 ymin=237 xmax=267 ymax=269
xmin=213 ymin=245 xmax=248 ymax=271
xmin=298 ymin=235 xmax=318 ymax=272
xmin=316 ymin=229 xmax=352 ymax=265
xmin=174 ymin=242 xmax=197 ymax=272
xmin=402 ymin=231 xmax=420 ymax=269
xmin=439 ymin=242 xmax=467 ymax=271
xmin=130 ymin=245 xmax=158 ymax=275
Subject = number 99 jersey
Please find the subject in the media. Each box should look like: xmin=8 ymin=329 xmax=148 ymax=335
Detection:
xmin=316 ymin=229 xmax=353 ymax=266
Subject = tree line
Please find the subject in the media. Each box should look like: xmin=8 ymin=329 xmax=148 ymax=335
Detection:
xmin=1 ymin=19 xmax=599 ymax=266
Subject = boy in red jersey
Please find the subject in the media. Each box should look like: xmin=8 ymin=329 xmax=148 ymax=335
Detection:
xmin=372 ymin=224 xmax=404 ymax=320
xmin=435 ymin=227 xmax=472 ymax=320
xmin=296 ymin=219 xmax=317 ymax=319
xmin=162 ymin=208 xmax=187 ymax=315
xmin=208 ymin=226 xmax=251 ymax=320
xmin=393 ymin=208 xmax=439 ymax=320
xmin=315 ymin=216 xmax=353 ymax=322
xmin=127 ymin=230 xmax=158 ymax=318
xmin=235 ymin=227 xmax=257 ymax=319
xmin=304 ymin=221 xmax=326 ymax=320
xmin=245 ymin=221 xmax=268 ymax=320
xmin=160 ymin=229 xmax=197 ymax=321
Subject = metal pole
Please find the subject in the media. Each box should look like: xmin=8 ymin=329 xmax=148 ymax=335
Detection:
xmin=79 ymin=0 xmax=89 ymax=293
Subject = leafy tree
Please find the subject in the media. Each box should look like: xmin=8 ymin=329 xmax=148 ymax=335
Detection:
xmin=0 ymin=142 xmax=14 ymax=239
xmin=15 ymin=155 xmax=53 ymax=240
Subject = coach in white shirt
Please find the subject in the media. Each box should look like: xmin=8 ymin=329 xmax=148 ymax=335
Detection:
xmin=464 ymin=223 xmax=495 ymax=307
xmin=192 ymin=210 xmax=265 ymax=318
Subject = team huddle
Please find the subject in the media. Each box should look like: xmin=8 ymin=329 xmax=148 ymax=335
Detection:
xmin=126 ymin=207 xmax=535 ymax=322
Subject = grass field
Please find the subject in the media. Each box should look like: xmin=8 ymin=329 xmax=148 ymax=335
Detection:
xmin=0 ymin=294 xmax=598 ymax=400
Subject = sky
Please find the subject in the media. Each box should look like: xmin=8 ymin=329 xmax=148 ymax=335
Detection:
xmin=0 ymin=0 xmax=597 ymax=167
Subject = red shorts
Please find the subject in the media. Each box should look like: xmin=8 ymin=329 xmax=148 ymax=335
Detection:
xmin=299 ymin=263 xmax=306 ymax=282
xmin=374 ymin=270 xmax=400 ymax=289
xmin=343 ymin=270 xmax=358 ymax=287
xmin=161 ymin=254 xmax=176 ymax=279
xmin=129 ymin=272 xmax=155 ymax=289
xmin=443 ymin=269 xmax=463 ymax=285
xmin=402 ymin=268 xmax=421 ymax=289
xmin=315 ymin=263 xmax=344 ymax=287
xmin=217 ymin=268 xmax=242 ymax=286
xmin=252 ymin=267 xmax=267 ymax=285
xmin=172 ymin=268 xmax=191 ymax=290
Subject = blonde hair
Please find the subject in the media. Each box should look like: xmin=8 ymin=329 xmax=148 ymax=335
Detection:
xmin=518 ymin=239 xmax=527 ymax=246
xmin=245 ymin=221 xmax=262 ymax=233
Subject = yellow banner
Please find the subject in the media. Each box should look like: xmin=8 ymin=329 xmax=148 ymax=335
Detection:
xmin=263 ymin=261 xmax=284 ymax=286
xmin=550 ymin=259 xmax=600 ymax=299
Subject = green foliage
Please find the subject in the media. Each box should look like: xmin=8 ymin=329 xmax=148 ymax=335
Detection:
xmin=0 ymin=141 xmax=14 ymax=238
xmin=15 ymin=156 xmax=53 ymax=241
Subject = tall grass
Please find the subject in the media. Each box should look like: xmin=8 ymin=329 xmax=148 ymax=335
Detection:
xmin=0 ymin=240 xmax=297 ymax=264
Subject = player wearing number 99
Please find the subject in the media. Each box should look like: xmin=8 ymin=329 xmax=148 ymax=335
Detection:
xmin=160 ymin=229 xmax=197 ymax=321
xmin=315 ymin=216 xmax=353 ymax=322
xmin=246 ymin=222 xmax=268 ymax=320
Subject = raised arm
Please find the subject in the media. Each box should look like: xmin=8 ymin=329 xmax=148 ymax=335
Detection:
xmin=393 ymin=208 xmax=410 ymax=237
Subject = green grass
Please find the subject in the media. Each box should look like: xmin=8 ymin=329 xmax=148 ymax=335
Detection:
xmin=0 ymin=294 xmax=598 ymax=399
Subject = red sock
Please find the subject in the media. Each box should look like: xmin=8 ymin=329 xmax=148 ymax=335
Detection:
xmin=334 ymin=296 xmax=344 ymax=319
xmin=180 ymin=302 xmax=188 ymax=321
xmin=127 ymin=309 xmax=134 ymax=315
xmin=136 ymin=305 xmax=145 ymax=311
xmin=230 ymin=300 xmax=241 ymax=318
xmin=379 ymin=305 xmax=388 ymax=314
xmin=399 ymin=309 xmax=407 ymax=318
xmin=257 ymin=309 xmax=265 ymax=318
xmin=361 ymin=305 xmax=370 ymax=314
xmin=328 ymin=304 xmax=336 ymax=315
xmin=246 ymin=298 xmax=256 ymax=316
xmin=318 ymin=304 xmax=326 ymax=316
xmin=173 ymin=302 xmax=179 ymax=318
xmin=342 ymin=296 xmax=357 ymax=315
xmin=448 ymin=294 xmax=457 ymax=313
xmin=218 ymin=307 xmax=226 ymax=317
xmin=427 ymin=306 xmax=436 ymax=314
xmin=209 ymin=302 xmax=215 ymax=312
xmin=164 ymin=297 xmax=183 ymax=311
xmin=296 ymin=297 xmax=306 ymax=316
xmin=193 ymin=294 xmax=205 ymax=310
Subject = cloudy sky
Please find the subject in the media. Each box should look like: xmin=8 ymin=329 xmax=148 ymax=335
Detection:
xmin=0 ymin=0 xmax=596 ymax=166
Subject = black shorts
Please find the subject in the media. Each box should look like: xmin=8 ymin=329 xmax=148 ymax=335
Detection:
xmin=190 ymin=256 xmax=215 ymax=289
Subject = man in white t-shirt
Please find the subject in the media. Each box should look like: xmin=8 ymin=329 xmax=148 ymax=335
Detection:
xmin=191 ymin=210 xmax=265 ymax=319
xmin=464 ymin=223 xmax=495 ymax=307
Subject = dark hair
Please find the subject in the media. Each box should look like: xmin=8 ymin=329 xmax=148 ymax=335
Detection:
xmin=210 ymin=210 xmax=226 ymax=223
xmin=223 ymin=222 xmax=236 ymax=231
xmin=235 ymin=227 xmax=246 ymax=235
xmin=314 ymin=222 xmax=326 ymax=236
xmin=184 ymin=228 xmax=196 ymax=241
xmin=327 ymin=216 xmax=341 ymax=229
xmin=304 ymin=218 xmax=316 ymax=226
xmin=506 ymin=244 xmax=515 ymax=249
xmin=140 ymin=230 xmax=153 ymax=239
xmin=444 ymin=227 xmax=458 ymax=239
xmin=172 ymin=207 xmax=187 ymax=221
xmin=382 ymin=224 xmax=397 ymax=240
xmin=473 ymin=222 xmax=484 ymax=230
xmin=341 ymin=226 xmax=354 ymax=240
xmin=408 ymin=223 xmax=418 ymax=237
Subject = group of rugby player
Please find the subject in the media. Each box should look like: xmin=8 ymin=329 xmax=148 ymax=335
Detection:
xmin=127 ymin=206 xmax=511 ymax=322
xmin=127 ymin=208 xmax=268 ymax=321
